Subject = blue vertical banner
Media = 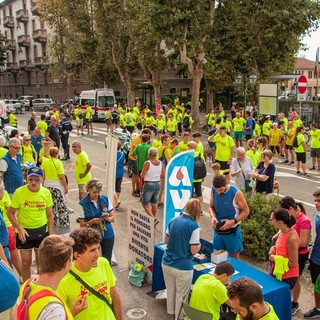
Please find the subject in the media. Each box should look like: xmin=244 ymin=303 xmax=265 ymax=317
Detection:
xmin=162 ymin=150 xmax=194 ymax=241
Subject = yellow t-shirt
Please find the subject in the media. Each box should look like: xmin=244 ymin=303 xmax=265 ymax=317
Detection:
xmin=42 ymin=157 xmax=65 ymax=180
xmin=0 ymin=190 xmax=12 ymax=227
xmin=262 ymin=121 xmax=272 ymax=135
xmin=75 ymin=151 xmax=92 ymax=184
xmin=85 ymin=106 xmax=92 ymax=119
xmin=179 ymin=141 xmax=189 ymax=152
xmin=58 ymin=257 xmax=116 ymax=320
xmin=213 ymin=134 xmax=235 ymax=161
xmin=74 ymin=108 xmax=84 ymax=121
xmin=36 ymin=120 xmax=48 ymax=136
xmin=20 ymin=144 xmax=36 ymax=164
xmin=151 ymin=139 xmax=161 ymax=149
xmin=285 ymin=127 xmax=296 ymax=146
xmin=11 ymin=185 xmax=53 ymax=229
xmin=311 ymin=129 xmax=320 ymax=149
xmin=232 ymin=117 xmax=245 ymax=132
xmin=129 ymin=135 xmax=142 ymax=160
xmin=294 ymin=133 xmax=305 ymax=153
xmin=269 ymin=128 xmax=282 ymax=146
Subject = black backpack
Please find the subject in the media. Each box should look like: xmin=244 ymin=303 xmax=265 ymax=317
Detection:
xmin=112 ymin=109 xmax=119 ymax=120
xmin=292 ymin=135 xmax=299 ymax=148
xmin=194 ymin=154 xmax=207 ymax=179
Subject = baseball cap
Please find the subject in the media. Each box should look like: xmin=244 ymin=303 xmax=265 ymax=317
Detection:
xmin=27 ymin=166 xmax=43 ymax=177
xmin=266 ymin=115 xmax=271 ymax=118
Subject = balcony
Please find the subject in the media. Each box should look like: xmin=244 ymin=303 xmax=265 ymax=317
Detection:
xmin=34 ymin=56 xmax=50 ymax=67
xmin=32 ymin=29 xmax=47 ymax=43
xmin=16 ymin=9 xmax=28 ymax=23
xmin=3 ymin=16 xmax=14 ymax=28
xmin=5 ymin=39 xmax=16 ymax=51
xmin=17 ymin=35 xmax=30 ymax=47
xmin=6 ymin=62 xmax=19 ymax=71
xmin=31 ymin=1 xmax=40 ymax=15
xmin=19 ymin=59 xmax=32 ymax=69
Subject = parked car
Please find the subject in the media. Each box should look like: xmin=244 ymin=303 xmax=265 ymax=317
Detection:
xmin=17 ymin=96 xmax=34 ymax=110
xmin=4 ymin=100 xmax=25 ymax=114
xmin=32 ymin=98 xmax=54 ymax=111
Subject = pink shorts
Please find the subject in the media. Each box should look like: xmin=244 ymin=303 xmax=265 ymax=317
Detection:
xmin=7 ymin=226 xmax=17 ymax=251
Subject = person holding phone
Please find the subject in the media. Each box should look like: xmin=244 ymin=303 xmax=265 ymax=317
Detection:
xmin=78 ymin=178 xmax=115 ymax=264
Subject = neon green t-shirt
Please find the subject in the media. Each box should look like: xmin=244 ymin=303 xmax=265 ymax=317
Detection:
xmin=0 ymin=190 xmax=12 ymax=227
xmin=282 ymin=117 xmax=288 ymax=131
xmin=11 ymin=185 xmax=53 ymax=229
xmin=75 ymin=151 xmax=92 ymax=184
xmin=235 ymin=303 xmax=279 ymax=320
xmin=0 ymin=147 xmax=8 ymax=158
xmin=58 ymin=257 xmax=116 ymax=320
xmin=262 ymin=121 xmax=272 ymax=136
xmin=20 ymin=144 xmax=36 ymax=164
xmin=167 ymin=118 xmax=177 ymax=132
xmin=246 ymin=149 xmax=261 ymax=168
xmin=42 ymin=157 xmax=65 ymax=180
xmin=189 ymin=274 xmax=228 ymax=320
xmin=36 ymin=120 xmax=48 ymax=136
xmin=232 ymin=117 xmax=245 ymax=132
xmin=311 ymin=129 xmax=320 ymax=149
xmin=9 ymin=113 xmax=17 ymax=126
xmin=293 ymin=118 xmax=302 ymax=129
xmin=294 ymin=133 xmax=305 ymax=153
xmin=85 ymin=106 xmax=92 ymax=119
xmin=151 ymin=139 xmax=162 ymax=149
xmin=125 ymin=113 xmax=136 ymax=126
xmin=253 ymin=123 xmax=261 ymax=138
xmin=74 ymin=108 xmax=84 ymax=121
xmin=179 ymin=141 xmax=189 ymax=152
xmin=195 ymin=142 xmax=204 ymax=156
xmin=213 ymin=134 xmax=235 ymax=161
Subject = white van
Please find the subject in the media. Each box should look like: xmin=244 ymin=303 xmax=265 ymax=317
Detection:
xmin=0 ymin=100 xmax=7 ymax=127
xmin=74 ymin=88 xmax=115 ymax=121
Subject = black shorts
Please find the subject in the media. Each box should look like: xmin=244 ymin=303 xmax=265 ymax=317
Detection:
xmin=115 ymin=177 xmax=123 ymax=193
xmin=245 ymin=134 xmax=252 ymax=141
xmin=126 ymin=126 xmax=134 ymax=133
xmin=193 ymin=181 xmax=202 ymax=197
xmin=282 ymin=277 xmax=298 ymax=289
xmin=298 ymin=251 xmax=309 ymax=275
xmin=285 ymin=144 xmax=293 ymax=150
xmin=215 ymin=160 xmax=230 ymax=172
xmin=309 ymin=260 xmax=320 ymax=284
xmin=112 ymin=119 xmax=119 ymax=125
xmin=16 ymin=232 xmax=48 ymax=250
xmin=296 ymin=152 xmax=306 ymax=163
xmin=311 ymin=148 xmax=320 ymax=158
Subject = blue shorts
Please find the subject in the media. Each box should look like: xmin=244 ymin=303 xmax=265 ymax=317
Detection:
xmin=129 ymin=159 xmax=138 ymax=174
xmin=142 ymin=181 xmax=160 ymax=205
xmin=234 ymin=131 xmax=243 ymax=140
xmin=213 ymin=226 xmax=243 ymax=254
xmin=85 ymin=119 xmax=92 ymax=123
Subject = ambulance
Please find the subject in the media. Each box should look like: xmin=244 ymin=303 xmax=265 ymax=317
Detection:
xmin=75 ymin=88 xmax=115 ymax=121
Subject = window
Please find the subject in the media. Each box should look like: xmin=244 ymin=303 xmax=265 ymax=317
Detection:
xmin=308 ymin=71 xmax=313 ymax=79
xmin=170 ymin=88 xmax=176 ymax=94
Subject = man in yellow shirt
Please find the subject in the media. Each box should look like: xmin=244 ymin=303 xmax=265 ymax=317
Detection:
xmin=310 ymin=122 xmax=320 ymax=171
xmin=7 ymin=166 xmax=53 ymax=282
xmin=71 ymin=141 xmax=92 ymax=200
xmin=58 ymin=228 xmax=122 ymax=320
xmin=85 ymin=103 xmax=93 ymax=135
xmin=228 ymin=277 xmax=279 ymax=320
xmin=232 ymin=112 xmax=245 ymax=147
xmin=262 ymin=115 xmax=272 ymax=142
xmin=284 ymin=121 xmax=295 ymax=165
xmin=269 ymin=123 xmax=283 ymax=156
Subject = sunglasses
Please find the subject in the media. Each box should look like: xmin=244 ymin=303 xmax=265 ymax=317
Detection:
xmin=28 ymin=177 xmax=40 ymax=182
xmin=10 ymin=146 xmax=20 ymax=150
xmin=25 ymin=139 xmax=31 ymax=142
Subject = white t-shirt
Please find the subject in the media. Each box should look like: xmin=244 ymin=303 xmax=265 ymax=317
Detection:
xmin=230 ymin=157 xmax=254 ymax=189
xmin=37 ymin=302 xmax=66 ymax=320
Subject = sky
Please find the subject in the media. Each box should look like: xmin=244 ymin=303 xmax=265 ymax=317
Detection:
xmin=298 ymin=28 xmax=320 ymax=61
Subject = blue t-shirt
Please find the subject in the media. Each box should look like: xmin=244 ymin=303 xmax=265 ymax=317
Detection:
xmin=0 ymin=260 xmax=19 ymax=312
xmin=0 ymin=210 xmax=9 ymax=261
xmin=116 ymin=151 xmax=125 ymax=179
xmin=162 ymin=215 xmax=200 ymax=270
xmin=79 ymin=194 xmax=114 ymax=239
xmin=31 ymin=134 xmax=44 ymax=154
xmin=211 ymin=185 xmax=239 ymax=221
xmin=311 ymin=212 xmax=320 ymax=265
xmin=245 ymin=118 xmax=254 ymax=135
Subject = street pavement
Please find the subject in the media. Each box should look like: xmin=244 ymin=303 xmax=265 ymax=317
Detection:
xmin=15 ymin=111 xmax=318 ymax=319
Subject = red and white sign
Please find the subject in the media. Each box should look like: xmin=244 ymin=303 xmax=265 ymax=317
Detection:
xmin=297 ymin=75 xmax=308 ymax=94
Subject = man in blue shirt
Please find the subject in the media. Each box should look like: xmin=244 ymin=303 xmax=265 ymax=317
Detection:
xmin=31 ymin=127 xmax=44 ymax=166
xmin=244 ymin=111 xmax=254 ymax=141
xmin=304 ymin=190 xmax=320 ymax=318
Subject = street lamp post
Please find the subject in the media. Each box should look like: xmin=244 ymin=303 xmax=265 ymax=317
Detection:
xmin=235 ymin=74 xmax=257 ymax=105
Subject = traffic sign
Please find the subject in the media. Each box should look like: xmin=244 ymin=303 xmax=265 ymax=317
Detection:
xmin=297 ymin=75 xmax=308 ymax=94
xmin=297 ymin=94 xmax=306 ymax=101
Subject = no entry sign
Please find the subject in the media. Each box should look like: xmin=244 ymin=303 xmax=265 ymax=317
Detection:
xmin=297 ymin=75 xmax=308 ymax=94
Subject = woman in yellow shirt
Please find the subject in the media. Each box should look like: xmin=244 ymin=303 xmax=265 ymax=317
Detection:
xmin=20 ymin=135 xmax=37 ymax=165
xmin=269 ymin=123 xmax=283 ymax=156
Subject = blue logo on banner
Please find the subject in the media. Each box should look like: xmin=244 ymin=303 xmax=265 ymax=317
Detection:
xmin=163 ymin=150 xmax=194 ymax=240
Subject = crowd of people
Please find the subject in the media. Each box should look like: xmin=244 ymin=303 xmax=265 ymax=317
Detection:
xmin=0 ymin=98 xmax=319 ymax=320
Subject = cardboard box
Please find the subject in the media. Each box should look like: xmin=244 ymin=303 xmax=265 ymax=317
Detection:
xmin=193 ymin=239 xmax=213 ymax=263
xmin=211 ymin=250 xmax=228 ymax=264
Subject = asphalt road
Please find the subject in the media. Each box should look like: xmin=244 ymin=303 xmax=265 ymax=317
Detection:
xmin=15 ymin=111 xmax=317 ymax=319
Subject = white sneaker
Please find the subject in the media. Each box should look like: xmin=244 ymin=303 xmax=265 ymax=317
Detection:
xmin=67 ymin=208 xmax=74 ymax=213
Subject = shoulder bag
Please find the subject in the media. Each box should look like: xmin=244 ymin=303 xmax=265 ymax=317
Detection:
xmin=69 ymin=269 xmax=113 ymax=312
xmin=237 ymin=158 xmax=252 ymax=191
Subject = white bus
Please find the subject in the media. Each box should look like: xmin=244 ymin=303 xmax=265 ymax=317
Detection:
xmin=75 ymin=88 xmax=116 ymax=121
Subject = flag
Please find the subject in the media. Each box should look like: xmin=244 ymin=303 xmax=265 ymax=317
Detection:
xmin=162 ymin=150 xmax=194 ymax=241
xmin=105 ymin=132 xmax=118 ymax=201
xmin=315 ymin=47 xmax=319 ymax=77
